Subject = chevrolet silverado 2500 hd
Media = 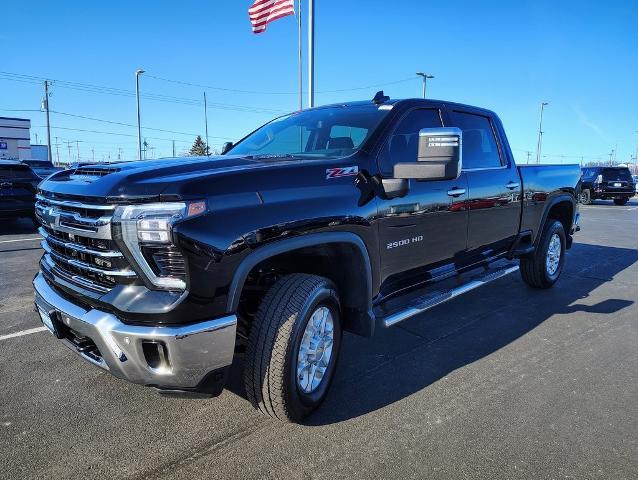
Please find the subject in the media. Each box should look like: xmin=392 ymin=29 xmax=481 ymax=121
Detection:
xmin=33 ymin=95 xmax=581 ymax=422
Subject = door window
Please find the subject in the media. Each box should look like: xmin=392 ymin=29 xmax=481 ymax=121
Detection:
xmin=377 ymin=109 xmax=442 ymax=177
xmin=451 ymin=111 xmax=502 ymax=170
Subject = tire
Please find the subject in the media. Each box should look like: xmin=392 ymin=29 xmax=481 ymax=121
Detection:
xmin=520 ymin=220 xmax=566 ymax=289
xmin=579 ymin=189 xmax=591 ymax=205
xmin=613 ymin=198 xmax=629 ymax=206
xmin=243 ymin=273 xmax=342 ymax=422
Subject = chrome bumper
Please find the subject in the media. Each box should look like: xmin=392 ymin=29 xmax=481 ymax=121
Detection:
xmin=33 ymin=273 xmax=237 ymax=390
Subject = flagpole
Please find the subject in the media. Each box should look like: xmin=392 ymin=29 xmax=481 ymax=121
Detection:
xmin=298 ymin=0 xmax=303 ymax=110
xmin=308 ymin=0 xmax=315 ymax=108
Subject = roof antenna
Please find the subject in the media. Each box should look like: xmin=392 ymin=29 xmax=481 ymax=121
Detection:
xmin=372 ymin=90 xmax=390 ymax=105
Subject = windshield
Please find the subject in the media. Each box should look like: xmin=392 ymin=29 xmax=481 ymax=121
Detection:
xmin=227 ymin=105 xmax=390 ymax=158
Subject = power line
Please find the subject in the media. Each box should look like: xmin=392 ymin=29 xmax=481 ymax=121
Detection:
xmin=0 ymin=71 xmax=285 ymax=114
xmin=144 ymin=73 xmax=416 ymax=95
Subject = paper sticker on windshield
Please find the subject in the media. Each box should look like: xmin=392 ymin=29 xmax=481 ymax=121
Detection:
xmin=326 ymin=166 xmax=358 ymax=179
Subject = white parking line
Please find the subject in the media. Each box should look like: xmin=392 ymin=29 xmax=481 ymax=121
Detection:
xmin=0 ymin=237 xmax=42 ymax=244
xmin=0 ymin=326 xmax=47 ymax=341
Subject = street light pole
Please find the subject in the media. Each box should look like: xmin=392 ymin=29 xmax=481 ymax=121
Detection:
xmin=536 ymin=102 xmax=548 ymax=164
xmin=416 ymin=72 xmax=434 ymax=99
xmin=135 ymin=69 xmax=145 ymax=160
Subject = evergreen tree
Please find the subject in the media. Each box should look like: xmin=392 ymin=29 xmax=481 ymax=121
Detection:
xmin=189 ymin=135 xmax=208 ymax=156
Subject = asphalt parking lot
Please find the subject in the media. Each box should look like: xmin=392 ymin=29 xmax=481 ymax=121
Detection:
xmin=1 ymin=200 xmax=637 ymax=480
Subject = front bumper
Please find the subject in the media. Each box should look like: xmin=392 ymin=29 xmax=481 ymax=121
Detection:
xmin=33 ymin=273 xmax=237 ymax=393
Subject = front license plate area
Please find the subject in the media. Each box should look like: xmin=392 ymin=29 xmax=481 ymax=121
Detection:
xmin=613 ymin=183 xmax=622 ymax=187
xmin=37 ymin=306 xmax=58 ymax=335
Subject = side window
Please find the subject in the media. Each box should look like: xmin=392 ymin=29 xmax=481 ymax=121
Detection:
xmin=378 ymin=109 xmax=442 ymax=177
xmin=329 ymin=125 xmax=368 ymax=149
xmin=450 ymin=111 xmax=502 ymax=169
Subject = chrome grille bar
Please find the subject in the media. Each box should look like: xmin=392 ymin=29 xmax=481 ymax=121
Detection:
xmin=38 ymin=228 xmax=123 ymax=258
xmin=36 ymin=194 xmax=116 ymax=210
xmin=41 ymin=242 xmax=136 ymax=278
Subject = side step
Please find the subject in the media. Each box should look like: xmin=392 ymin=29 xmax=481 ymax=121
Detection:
xmin=380 ymin=263 xmax=520 ymax=328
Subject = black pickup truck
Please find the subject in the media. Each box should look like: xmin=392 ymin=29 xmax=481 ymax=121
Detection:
xmin=33 ymin=96 xmax=581 ymax=422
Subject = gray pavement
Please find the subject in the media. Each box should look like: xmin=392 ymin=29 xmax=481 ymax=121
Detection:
xmin=0 ymin=200 xmax=637 ymax=479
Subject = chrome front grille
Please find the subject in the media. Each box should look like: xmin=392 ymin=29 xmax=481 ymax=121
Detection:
xmin=35 ymin=194 xmax=137 ymax=293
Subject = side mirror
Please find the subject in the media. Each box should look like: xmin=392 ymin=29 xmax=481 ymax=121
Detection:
xmin=394 ymin=127 xmax=462 ymax=181
xmin=221 ymin=142 xmax=234 ymax=155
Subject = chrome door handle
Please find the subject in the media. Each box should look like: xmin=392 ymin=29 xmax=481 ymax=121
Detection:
xmin=505 ymin=182 xmax=520 ymax=190
xmin=0 ymin=181 xmax=12 ymax=188
xmin=447 ymin=188 xmax=466 ymax=197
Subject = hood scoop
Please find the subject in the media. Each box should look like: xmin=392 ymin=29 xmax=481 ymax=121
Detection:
xmin=69 ymin=166 xmax=121 ymax=182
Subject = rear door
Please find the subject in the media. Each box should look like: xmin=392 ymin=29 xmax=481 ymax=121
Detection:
xmin=376 ymin=108 xmax=469 ymax=286
xmin=448 ymin=109 xmax=522 ymax=255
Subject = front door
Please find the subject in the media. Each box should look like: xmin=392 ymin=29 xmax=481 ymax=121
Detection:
xmin=376 ymin=108 xmax=469 ymax=289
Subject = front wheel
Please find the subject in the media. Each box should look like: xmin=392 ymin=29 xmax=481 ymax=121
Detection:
xmin=613 ymin=198 xmax=629 ymax=206
xmin=243 ymin=274 xmax=342 ymax=422
xmin=579 ymin=189 xmax=591 ymax=205
xmin=520 ymin=220 xmax=566 ymax=289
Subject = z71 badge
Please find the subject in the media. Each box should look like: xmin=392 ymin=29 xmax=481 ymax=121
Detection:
xmin=326 ymin=166 xmax=359 ymax=179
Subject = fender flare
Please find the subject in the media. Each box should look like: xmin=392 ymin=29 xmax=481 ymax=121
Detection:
xmin=534 ymin=194 xmax=577 ymax=247
xmin=226 ymin=231 xmax=374 ymax=319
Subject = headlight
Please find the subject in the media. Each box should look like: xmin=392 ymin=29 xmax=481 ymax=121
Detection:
xmin=113 ymin=201 xmax=206 ymax=291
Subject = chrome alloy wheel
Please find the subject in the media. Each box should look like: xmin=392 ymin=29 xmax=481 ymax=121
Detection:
xmin=296 ymin=306 xmax=334 ymax=394
xmin=546 ymin=233 xmax=562 ymax=276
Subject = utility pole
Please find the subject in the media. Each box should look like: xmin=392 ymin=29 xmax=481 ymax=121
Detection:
xmin=608 ymin=150 xmax=614 ymax=166
xmin=64 ymin=141 xmax=73 ymax=163
xmin=92 ymin=148 xmax=95 ymax=162
xmin=308 ymin=0 xmax=315 ymax=108
xmin=172 ymin=140 xmax=176 ymax=157
xmin=76 ymin=140 xmax=81 ymax=161
xmin=117 ymin=147 xmax=122 ymax=161
xmin=297 ymin=0 xmax=303 ymax=110
xmin=54 ymin=137 xmax=60 ymax=164
xmin=526 ymin=151 xmax=532 ymax=164
xmin=416 ymin=72 xmax=434 ymax=99
xmin=204 ymin=92 xmax=210 ymax=156
xmin=43 ymin=80 xmax=53 ymax=163
xmin=143 ymin=139 xmax=148 ymax=160
xmin=536 ymin=102 xmax=548 ymax=164
xmin=135 ymin=69 xmax=145 ymax=160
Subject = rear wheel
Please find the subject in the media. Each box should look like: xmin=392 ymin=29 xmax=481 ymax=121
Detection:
xmin=243 ymin=273 xmax=342 ymax=422
xmin=579 ymin=189 xmax=591 ymax=205
xmin=520 ymin=220 xmax=566 ymax=289
xmin=613 ymin=197 xmax=629 ymax=206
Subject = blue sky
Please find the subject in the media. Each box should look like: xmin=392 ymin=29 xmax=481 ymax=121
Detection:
xmin=2 ymin=0 xmax=637 ymax=164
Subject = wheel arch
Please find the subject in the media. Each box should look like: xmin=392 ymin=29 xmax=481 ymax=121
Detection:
xmin=535 ymin=195 xmax=576 ymax=248
xmin=228 ymin=232 xmax=376 ymax=337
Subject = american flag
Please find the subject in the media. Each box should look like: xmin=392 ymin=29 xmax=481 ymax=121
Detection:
xmin=248 ymin=0 xmax=295 ymax=34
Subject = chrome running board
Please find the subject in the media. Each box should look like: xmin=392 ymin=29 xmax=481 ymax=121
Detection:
xmin=380 ymin=263 xmax=520 ymax=328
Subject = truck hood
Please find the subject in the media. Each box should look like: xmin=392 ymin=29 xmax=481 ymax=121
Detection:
xmin=39 ymin=154 xmax=341 ymax=201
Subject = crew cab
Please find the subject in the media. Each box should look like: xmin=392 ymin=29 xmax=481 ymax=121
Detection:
xmin=580 ymin=166 xmax=635 ymax=205
xmin=33 ymin=95 xmax=581 ymax=422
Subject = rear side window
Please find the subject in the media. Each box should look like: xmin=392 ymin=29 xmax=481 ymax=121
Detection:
xmin=377 ymin=109 xmax=442 ymax=177
xmin=450 ymin=111 xmax=502 ymax=169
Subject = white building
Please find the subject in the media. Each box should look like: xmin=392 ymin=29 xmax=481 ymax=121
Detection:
xmin=0 ymin=117 xmax=31 ymax=161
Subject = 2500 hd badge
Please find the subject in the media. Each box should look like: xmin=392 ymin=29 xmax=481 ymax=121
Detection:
xmin=387 ymin=235 xmax=424 ymax=250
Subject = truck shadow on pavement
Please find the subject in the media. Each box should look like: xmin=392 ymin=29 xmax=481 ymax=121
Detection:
xmin=227 ymin=242 xmax=637 ymax=425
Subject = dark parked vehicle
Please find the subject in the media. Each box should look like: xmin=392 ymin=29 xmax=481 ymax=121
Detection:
xmin=580 ymin=166 xmax=635 ymax=205
xmin=20 ymin=159 xmax=62 ymax=179
xmin=32 ymin=96 xmax=581 ymax=422
xmin=0 ymin=160 xmax=40 ymax=221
